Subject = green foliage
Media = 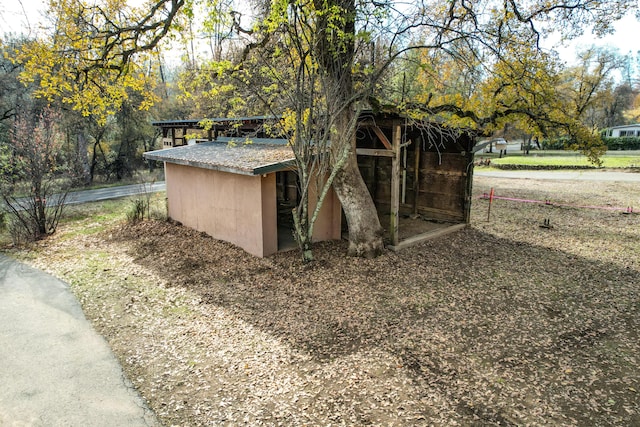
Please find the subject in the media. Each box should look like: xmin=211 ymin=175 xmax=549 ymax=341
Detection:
xmin=603 ymin=137 xmax=640 ymax=150
xmin=11 ymin=0 xmax=175 ymax=124
xmin=542 ymin=133 xmax=608 ymax=164
xmin=542 ymin=137 xmax=570 ymax=150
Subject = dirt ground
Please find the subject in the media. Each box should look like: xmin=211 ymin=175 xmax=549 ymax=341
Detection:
xmin=24 ymin=174 xmax=640 ymax=426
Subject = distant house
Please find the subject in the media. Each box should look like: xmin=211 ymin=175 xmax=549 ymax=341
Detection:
xmin=145 ymin=112 xmax=477 ymax=257
xmin=602 ymin=124 xmax=640 ymax=138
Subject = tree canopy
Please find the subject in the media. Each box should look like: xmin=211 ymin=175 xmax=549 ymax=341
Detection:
xmin=8 ymin=0 xmax=640 ymax=257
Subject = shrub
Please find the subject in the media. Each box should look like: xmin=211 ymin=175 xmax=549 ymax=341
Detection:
xmin=541 ymin=137 xmax=571 ymax=150
xmin=603 ymin=137 xmax=640 ymax=150
xmin=542 ymin=136 xmax=640 ymax=151
xmin=126 ymin=198 xmax=148 ymax=223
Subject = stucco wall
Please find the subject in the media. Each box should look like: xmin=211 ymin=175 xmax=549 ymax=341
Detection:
xmin=165 ymin=163 xmax=277 ymax=257
xmin=308 ymin=178 xmax=342 ymax=242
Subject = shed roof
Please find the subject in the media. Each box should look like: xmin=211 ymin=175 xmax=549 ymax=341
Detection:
xmin=143 ymin=138 xmax=296 ymax=176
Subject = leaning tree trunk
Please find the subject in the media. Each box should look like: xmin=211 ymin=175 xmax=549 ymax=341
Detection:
xmin=330 ymin=108 xmax=384 ymax=258
xmin=314 ymin=0 xmax=384 ymax=257
xmin=76 ymin=130 xmax=92 ymax=185
xmin=332 ymin=148 xmax=385 ymax=258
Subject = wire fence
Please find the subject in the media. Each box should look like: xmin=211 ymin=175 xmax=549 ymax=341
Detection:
xmin=479 ymin=190 xmax=635 ymax=214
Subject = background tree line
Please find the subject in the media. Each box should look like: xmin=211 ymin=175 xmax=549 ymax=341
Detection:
xmin=0 ymin=0 xmax=639 ymax=256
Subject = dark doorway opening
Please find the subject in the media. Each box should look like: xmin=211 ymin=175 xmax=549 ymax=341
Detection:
xmin=276 ymin=171 xmax=299 ymax=251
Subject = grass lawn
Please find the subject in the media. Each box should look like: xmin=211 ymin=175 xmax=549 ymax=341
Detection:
xmin=477 ymin=150 xmax=640 ymax=168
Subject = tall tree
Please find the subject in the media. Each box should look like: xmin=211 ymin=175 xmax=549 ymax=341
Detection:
xmin=15 ymin=0 xmax=639 ymax=257
xmin=0 ymin=36 xmax=33 ymax=129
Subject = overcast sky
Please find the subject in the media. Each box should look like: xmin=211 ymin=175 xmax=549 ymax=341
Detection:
xmin=1 ymin=0 xmax=638 ymax=65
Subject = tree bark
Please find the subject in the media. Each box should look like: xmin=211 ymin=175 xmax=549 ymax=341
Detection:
xmin=332 ymin=148 xmax=385 ymax=257
xmin=314 ymin=0 xmax=385 ymax=257
xmin=76 ymin=131 xmax=91 ymax=185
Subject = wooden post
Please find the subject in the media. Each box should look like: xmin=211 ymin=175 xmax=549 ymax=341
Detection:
xmin=487 ymin=187 xmax=494 ymax=221
xmin=390 ymin=123 xmax=401 ymax=246
xmin=413 ymin=137 xmax=421 ymax=217
xmin=464 ymin=150 xmax=474 ymax=224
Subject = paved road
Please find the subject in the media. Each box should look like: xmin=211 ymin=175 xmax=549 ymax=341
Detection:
xmin=52 ymin=171 xmax=640 ymax=207
xmin=0 ymin=255 xmax=158 ymax=426
xmin=66 ymin=181 xmax=166 ymax=205
xmin=36 ymin=170 xmax=640 ymax=208
xmin=475 ymin=169 xmax=640 ymax=182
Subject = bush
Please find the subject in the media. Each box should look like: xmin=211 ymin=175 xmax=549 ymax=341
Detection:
xmin=542 ymin=136 xmax=640 ymax=151
xmin=7 ymin=216 xmax=35 ymax=245
xmin=126 ymin=198 xmax=148 ymax=223
xmin=541 ymin=137 xmax=571 ymax=150
xmin=603 ymin=137 xmax=640 ymax=151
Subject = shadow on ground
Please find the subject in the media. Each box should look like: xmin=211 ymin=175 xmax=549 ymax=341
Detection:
xmin=119 ymin=220 xmax=640 ymax=426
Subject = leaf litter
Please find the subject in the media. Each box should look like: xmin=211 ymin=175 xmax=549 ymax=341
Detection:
xmin=24 ymin=175 xmax=640 ymax=426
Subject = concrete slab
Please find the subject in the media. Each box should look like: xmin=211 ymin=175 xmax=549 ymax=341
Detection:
xmin=0 ymin=255 xmax=158 ymax=426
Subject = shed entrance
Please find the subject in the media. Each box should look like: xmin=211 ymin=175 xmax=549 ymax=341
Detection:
xmin=356 ymin=116 xmax=474 ymax=250
xmin=276 ymin=170 xmax=299 ymax=251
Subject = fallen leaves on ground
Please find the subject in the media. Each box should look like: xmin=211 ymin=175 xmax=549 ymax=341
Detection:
xmin=26 ymin=176 xmax=640 ymax=426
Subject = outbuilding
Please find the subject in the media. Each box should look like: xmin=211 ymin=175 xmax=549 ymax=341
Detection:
xmin=146 ymin=112 xmax=477 ymax=256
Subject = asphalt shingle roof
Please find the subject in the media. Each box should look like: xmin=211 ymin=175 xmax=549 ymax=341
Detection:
xmin=143 ymin=138 xmax=295 ymax=176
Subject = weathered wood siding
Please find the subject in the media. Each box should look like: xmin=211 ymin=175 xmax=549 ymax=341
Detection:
xmin=357 ymin=123 xmax=474 ymax=223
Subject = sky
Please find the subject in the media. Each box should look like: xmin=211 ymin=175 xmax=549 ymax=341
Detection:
xmin=548 ymin=14 xmax=639 ymax=63
xmin=1 ymin=0 xmax=638 ymax=66
xmin=0 ymin=0 xmax=46 ymax=36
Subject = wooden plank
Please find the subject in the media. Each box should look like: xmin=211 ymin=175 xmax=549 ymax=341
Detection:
xmin=372 ymin=125 xmax=393 ymax=150
xmin=418 ymin=168 xmax=468 ymax=177
xmin=419 ymin=173 xmax=466 ymax=191
xmin=463 ymin=152 xmax=474 ymax=224
xmin=356 ymin=148 xmax=395 ymax=157
xmin=390 ymin=123 xmax=401 ymax=246
xmin=387 ymin=223 xmax=467 ymax=251
xmin=416 ymin=193 xmax=464 ymax=214
xmin=413 ymin=139 xmax=420 ymax=216
xmin=421 ymin=152 xmax=468 ymax=169
xmin=415 ymin=206 xmax=465 ymax=220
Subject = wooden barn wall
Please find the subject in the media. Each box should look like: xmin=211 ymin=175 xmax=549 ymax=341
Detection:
xmin=358 ymin=143 xmax=470 ymax=222
xmin=411 ymin=151 xmax=468 ymax=221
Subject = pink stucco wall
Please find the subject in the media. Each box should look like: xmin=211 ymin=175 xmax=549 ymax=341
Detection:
xmin=165 ymin=163 xmax=278 ymax=257
xmin=309 ymin=178 xmax=342 ymax=242
xmin=165 ymin=163 xmax=342 ymax=257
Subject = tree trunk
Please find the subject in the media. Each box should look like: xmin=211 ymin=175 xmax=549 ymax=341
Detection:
xmin=76 ymin=131 xmax=91 ymax=185
xmin=313 ymin=0 xmax=384 ymax=257
xmin=332 ymin=146 xmax=385 ymax=258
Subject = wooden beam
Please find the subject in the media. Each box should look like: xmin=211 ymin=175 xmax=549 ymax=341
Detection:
xmin=419 ymin=169 xmax=468 ymax=177
xmin=463 ymin=152 xmax=474 ymax=224
xmin=390 ymin=123 xmax=401 ymax=247
xmin=413 ymin=138 xmax=420 ymax=216
xmin=372 ymin=125 xmax=393 ymax=150
xmin=356 ymin=148 xmax=395 ymax=157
